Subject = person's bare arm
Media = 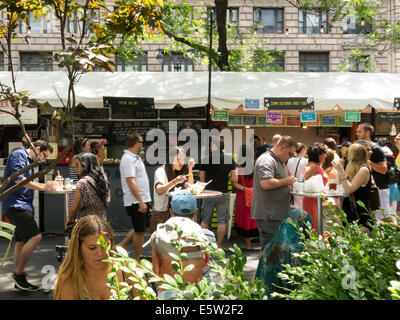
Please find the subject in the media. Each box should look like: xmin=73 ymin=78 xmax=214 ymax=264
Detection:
xmin=66 ymin=187 xmax=81 ymax=226
xmin=341 ymin=168 xmax=370 ymax=195
xmin=229 ymin=169 xmax=238 ymax=184
xmin=199 ymin=170 xmax=206 ymax=182
xmin=368 ymin=160 xmax=387 ymax=175
xmin=304 ymin=164 xmax=316 ymax=180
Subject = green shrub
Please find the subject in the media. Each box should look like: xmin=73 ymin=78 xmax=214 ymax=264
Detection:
xmin=273 ymin=201 xmax=400 ymax=300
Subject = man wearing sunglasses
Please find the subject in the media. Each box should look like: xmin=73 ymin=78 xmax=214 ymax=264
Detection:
xmin=251 ymin=135 xmax=297 ymax=253
xmin=3 ymin=139 xmax=53 ymax=292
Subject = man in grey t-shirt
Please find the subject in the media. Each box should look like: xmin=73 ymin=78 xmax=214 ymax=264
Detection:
xmin=251 ymin=136 xmax=297 ymax=251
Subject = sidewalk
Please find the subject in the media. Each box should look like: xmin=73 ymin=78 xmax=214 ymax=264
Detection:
xmin=0 ymin=231 xmax=261 ymax=300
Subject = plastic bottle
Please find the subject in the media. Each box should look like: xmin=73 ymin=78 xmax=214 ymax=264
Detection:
xmin=64 ymin=178 xmax=72 ymax=191
xmin=55 ymin=170 xmax=64 ymax=191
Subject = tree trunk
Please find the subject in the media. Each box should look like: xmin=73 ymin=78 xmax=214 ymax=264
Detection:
xmin=215 ymin=0 xmax=230 ymax=71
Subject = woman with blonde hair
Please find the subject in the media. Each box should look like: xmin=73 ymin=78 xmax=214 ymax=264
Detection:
xmin=333 ymin=143 xmax=372 ymax=230
xmin=53 ymin=215 xmax=135 ymax=300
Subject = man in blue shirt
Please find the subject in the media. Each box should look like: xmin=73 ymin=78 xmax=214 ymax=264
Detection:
xmin=3 ymin=140 xmax=53 ymax=292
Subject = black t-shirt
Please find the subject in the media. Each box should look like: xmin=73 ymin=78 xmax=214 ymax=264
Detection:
xmin=370 ymin=143 xmax=388 ymax=189
xmin=199 ymin=151 xmax=236 ymax=193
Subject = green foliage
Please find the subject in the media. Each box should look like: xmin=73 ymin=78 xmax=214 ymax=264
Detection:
xmin=337 ymin=49 xmax=378 ymax=72
xmin=389 ymin=261 xmax=400 ymax=300
xmin=98 ymin=223 xmax=267 ymax=300
xmin=274 ymin=202 xmax=400 ymax=300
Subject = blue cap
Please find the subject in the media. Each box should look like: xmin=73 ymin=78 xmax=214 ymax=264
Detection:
xmin=338 ymin=141 xmax=352 ymax=147
xmin=171 ymin=191 xmax=197 ymax=217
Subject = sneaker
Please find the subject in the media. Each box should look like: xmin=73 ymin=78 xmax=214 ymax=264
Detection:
xmin=12 ymin=272 xmax=40 ymax=292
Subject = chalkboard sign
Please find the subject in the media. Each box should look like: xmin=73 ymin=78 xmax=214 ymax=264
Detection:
xmin=159 ymin=105 xmax=205 ymax=119
xmin=105 ymin=97 xmax=158 ymax=119
xmin=74 ymin=106 xmax=110 ymax=119
xmin=112 ymin=121 xmax=159 ymax=142
xmin=377 ymin=112 xmax=400 ymax=123
xmin=74 ymin=121 xmax=112 ymax=136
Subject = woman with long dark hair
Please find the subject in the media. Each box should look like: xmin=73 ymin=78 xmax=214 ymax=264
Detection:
xmin=151 ymin=146 xmax=195 ymax=233
xmin=66 ymin=152 xmax=111 ymax=227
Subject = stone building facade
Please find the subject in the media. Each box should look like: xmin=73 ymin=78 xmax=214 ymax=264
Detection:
xmin=1 ymin=0 xmax=399 ymax=73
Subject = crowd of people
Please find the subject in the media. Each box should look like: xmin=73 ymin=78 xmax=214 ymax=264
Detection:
xmin=3 ymin=123 xmax=400 ymax=299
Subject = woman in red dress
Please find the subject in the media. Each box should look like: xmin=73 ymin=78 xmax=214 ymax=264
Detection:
xmin=232 ymin=145 xmax=258 ymax=251
xmin=303 ymin=142 xmax=329 ymax=231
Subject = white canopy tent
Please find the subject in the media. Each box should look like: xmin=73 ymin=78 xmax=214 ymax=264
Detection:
xmin=0 ymin=71 xmax=399 ymax=111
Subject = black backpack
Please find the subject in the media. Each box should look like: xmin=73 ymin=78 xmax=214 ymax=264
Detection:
xmin=385 ymin=155 xmax=400 ymax=185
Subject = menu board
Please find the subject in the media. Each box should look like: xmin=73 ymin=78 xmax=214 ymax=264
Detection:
xmin=377 ymin=112 xmax=400 ymax=123
xmin=228 ymin=116 xmax=243 ymax=126
xmin=74 ymin=106 xmax=110 ymax=119
xmin=105 ymin=97 xmax=157 ymax=119
xmin=321 ymin=115 xmax=336 ymax=127
xmin=243 ymin=116 xmax=257 ymax=126
xmin=112 ymin=121 xmax=159 ymax=142
xmin=160 ymin=105 xmax=205 ymax=119
xmin=74 ymin=121 xmax=112 ymax=136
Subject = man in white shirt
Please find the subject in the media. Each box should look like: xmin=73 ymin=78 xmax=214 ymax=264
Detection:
xmin=118 ymin=133 xmax=151 ymax=261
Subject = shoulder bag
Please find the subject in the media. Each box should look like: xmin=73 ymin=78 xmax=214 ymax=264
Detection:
xmin=240 ymin=171 xmax=253 ymax=208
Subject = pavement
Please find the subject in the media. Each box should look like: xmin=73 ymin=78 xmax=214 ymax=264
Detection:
xmin=0 ymin=230 xmax=262 ymax=300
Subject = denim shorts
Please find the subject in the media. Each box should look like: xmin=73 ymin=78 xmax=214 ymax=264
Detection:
xmin=200 ymin=193 xmax=230 ymax=225
xmin=256 ymin=219 xmax=282 ymax=250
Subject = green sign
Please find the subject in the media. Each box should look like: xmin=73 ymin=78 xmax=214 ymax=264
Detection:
xmin=228 ymin=115 xmax=243 ymax=126
xmin=337 ymin=116 xmax=353 ymax=127
xmin=212 ymin=109 xmax=229 ymax=121
xmin=345 ymin=111 xmax=361 ymax=122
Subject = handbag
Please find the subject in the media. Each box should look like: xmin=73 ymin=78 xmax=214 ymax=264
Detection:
xmin=240 ymin=173 xmax=253 ymax=208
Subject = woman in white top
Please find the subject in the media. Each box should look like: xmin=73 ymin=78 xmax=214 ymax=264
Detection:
xmin=150 ymin=146 xmax=195 ymax=233
xmin=287 ymin=143 xmax=308 ymax=209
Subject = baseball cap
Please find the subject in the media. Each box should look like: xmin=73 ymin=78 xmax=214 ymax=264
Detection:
xmin=170 ymin=191 xmax=197 ymax=217
xmin=143 ymin=217 xmax=208 ymax=260
xmin=338 ymin=141 xmax=352 ymax=147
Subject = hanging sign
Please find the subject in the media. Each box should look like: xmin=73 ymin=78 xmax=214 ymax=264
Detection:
xmin=377 ymin=112 xmax=400 ymax=123
xmin=245 ymin=99 xmax=260 ymax=110
xmin=345 ymin=111 xmax=361 ymax=122
xmin=301 ymin=111 xmax=316 ymax=122
xmin=212 ymin=109 xmax=229 ymax=121
xmin=337 ymin=116 xmax=353 ymax=127
xmin=243 ymin=115 xmax=257 ymax=126
xmin=264 ymin=97 xmax=314 ymax=110
xmin=321 ymin=115 xmax=336 ymax=127
xmin=266 ymin=112 xmax=282 ymax=123
xmin=286 ymin=116 xmax=301 ymax=127
xmin=228 ymin=115 xmax=243 ymax=126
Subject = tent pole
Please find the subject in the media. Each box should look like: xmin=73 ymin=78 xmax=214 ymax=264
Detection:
xmin=206 ymin=10 xmax=213 ymax=128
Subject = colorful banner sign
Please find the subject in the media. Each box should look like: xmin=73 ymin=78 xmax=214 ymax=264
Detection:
xmin=301 ymin=111 xmax=317 ymax=122
xmin=212 ymin=109 xmax=229 ymax=121
xmin=286 ymin=116 xmax=301 ymax=127
xmin=245 ymin=99 xmax=260 ymax=110
xmin=345 ymin=111 xmax=361 ymax=122
xmin=321 ymin=115 xmax=336 ymax=127
xmin=228 ymin=115 xmax=243 ymax=126
xmin=266 ymin=112 xmax=283 ymax=123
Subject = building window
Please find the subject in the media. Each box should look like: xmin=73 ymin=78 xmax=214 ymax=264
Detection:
xmin=115 ymin=53 xmax=147 ymax=71
xmin=161 ymin=52 xmax=194 ymax=72
xmin=253 ymin=8 xmax=284 ymax=34
xmin=67 ymin=9 xmax=99 ymax=34
xmin=20 ymin=11 xmax=52 ymax=34
xmin=253 ymin=50 xmax=285 ymax=71
xmin=20 ymin=52 xmax=53 ymax=71
xmin=343 ymin=17 xmax=373 ymax=34
xmin=208 ymin=7 xmax=239 ymax=27
xmin=299 ymin=10 xmax=328 ymax=34
xmin=299 ymin=52 xmax=329 ymax=72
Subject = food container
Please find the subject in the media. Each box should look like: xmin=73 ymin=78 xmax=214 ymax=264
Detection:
xmin=54 ymin=170 xmax=64 ymax=191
